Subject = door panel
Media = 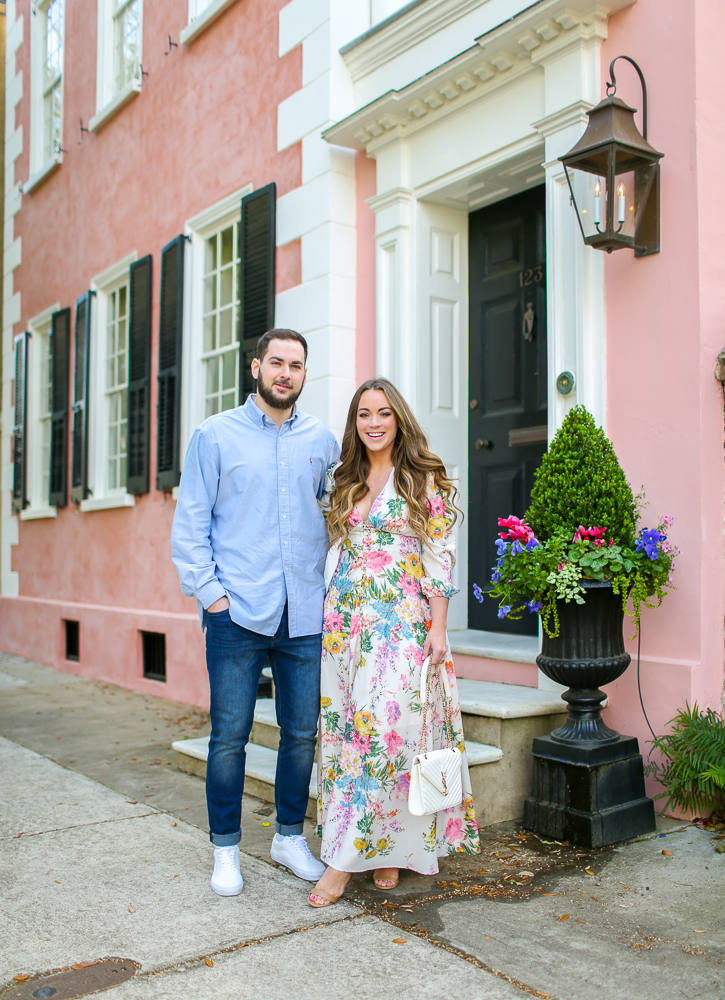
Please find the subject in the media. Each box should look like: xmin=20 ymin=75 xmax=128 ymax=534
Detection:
xmin=468 ymin=187 xmax=547 ymax=635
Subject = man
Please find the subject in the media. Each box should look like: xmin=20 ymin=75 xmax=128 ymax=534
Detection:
xmin=171 ymin=328 xmax=339 ymax=895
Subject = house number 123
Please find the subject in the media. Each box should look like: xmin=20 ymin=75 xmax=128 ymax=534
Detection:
xmin=518 ymin=265 xmax=545 ymax=286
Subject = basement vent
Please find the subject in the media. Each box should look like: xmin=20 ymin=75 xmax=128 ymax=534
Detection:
xmin=142 ymin=631 xmax=166 ymax=682
xmin=64 ymin=620 xmax=80 ymax=661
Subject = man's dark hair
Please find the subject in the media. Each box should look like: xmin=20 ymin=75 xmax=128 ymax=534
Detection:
xmin=255 ymin=329 xmax=308 ymax=365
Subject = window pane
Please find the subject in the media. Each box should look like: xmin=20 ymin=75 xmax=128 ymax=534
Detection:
xmin=218 ymin=308 xmax=232 ymax=348
xmin=206 ymin=356 xmax=220 ymax=398
xmin=222 ymin=350 xmax=236 ymax=391
xmin=114 ymin=0 xmax=140 ymax=93
xmin=205 ymin=234 xmax=217 ymax=274
xmin=204 ymin=274 xmax=217 ymax=314
xmin=204 ymin=314 xmax=216 ymax=353
xmin=219 ymin=266 xmax=233 ymax=308
xmin=220 ymin=226 xmax=234 ymax=266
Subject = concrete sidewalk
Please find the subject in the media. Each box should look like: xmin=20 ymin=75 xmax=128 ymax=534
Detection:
xmin=1 ymin=651 xmax=723 ymax=1000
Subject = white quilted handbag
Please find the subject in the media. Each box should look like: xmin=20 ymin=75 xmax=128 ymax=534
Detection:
xmin=408 ymin=656 xmax=471 ymax=817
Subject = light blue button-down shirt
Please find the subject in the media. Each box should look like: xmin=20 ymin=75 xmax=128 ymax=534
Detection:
xmin=171 ymin=395 xmax=340 ymax=637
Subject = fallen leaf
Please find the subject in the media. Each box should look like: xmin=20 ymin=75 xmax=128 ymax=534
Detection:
xmin=261 ymin=822 xmax=270 ymax=827
xmin=620 ymin=883 xmax=630 ymax=889
xmin=485 ymin=935 xmax=491 ymax=941
xmin=17 ymin=832 xmax=22 ymax=838
xmin=590 ymin=896 xmax=598 ymax=901
xmin=450 ymin=882 xmax=461 ymax=887
xmin=174 ymin=874 xmax=179 ymax=878
xmin=55 ymin=881 xmax=61 ymax=885
xmin=693 ymin=930 xmax=705 ymax=934
xmin=173 ymin=823 xmax=177 ymax=827
xmin=204 ymin=958 xmax=213 ymax=967
xmin=126 ymin=801 xmax=138 ymax=805
xmin=559 ymin=914 xmax=570 ymax=921
xmin=128 ymin=905 xmax=136 ymax=913
xmin=392 ymin=938 xmax=406 ymax=944
xmin=13 ymin=975 xmax=29 ymax=982
xmin=543 ymin=892 xmax=559 ymax=896
xmin=71 ymin=962 xmax=98 ymax=970
xmin=585 ymin=869 xmax=595 ymax=875
xmin=662 ymin=850 xmax=673 ymax=856
xmin=576 ymin=920 xmax=585 ymax=924
xmin=519 ymin=871 xmax=535 ymax=878
xmin=475 ymin=870 xmax=488 ymax=874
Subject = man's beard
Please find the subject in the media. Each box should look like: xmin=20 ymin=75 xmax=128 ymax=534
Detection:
xmin=256 ymin=368 xmax=305 ymax=410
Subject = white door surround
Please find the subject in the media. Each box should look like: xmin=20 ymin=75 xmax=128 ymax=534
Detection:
xmin=324 ymin=0 xmax=628 ymax=629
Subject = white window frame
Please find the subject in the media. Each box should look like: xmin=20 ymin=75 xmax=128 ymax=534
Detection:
xmin=181 ymin=0 xmax=239 ymax=46
xmin=82 ymin=252 xmax=138 ymax=512
xmin=181 ymin=184 xmax=253 ymax=465
xmin=28 ymin=0 xmax=65 ymax=188
xmin=21 ymin=303 xmax=60 ymax=520
xmin=92 ymin=0 xmax=143 ymax=131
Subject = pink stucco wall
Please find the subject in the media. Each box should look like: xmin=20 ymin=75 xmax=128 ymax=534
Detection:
xmin=600 ymin=0 xmax=725 ymax=789
xmin=355 ymin=150 xmax=377 ymax=385
xmin=0 ymin=0 xmax=302 ymax=704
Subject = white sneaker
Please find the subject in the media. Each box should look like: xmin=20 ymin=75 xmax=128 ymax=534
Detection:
xmin=270 ymin=833 xmax=326 ymax=881
xmin=210 ymin=845 xmax=244 ymax=896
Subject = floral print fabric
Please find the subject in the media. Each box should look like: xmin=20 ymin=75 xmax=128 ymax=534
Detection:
xmin=317 ymin=467 xmax=480 ymax=874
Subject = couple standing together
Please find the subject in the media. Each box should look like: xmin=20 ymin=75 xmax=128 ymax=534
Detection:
xmin=171 ymin=328 xmax=479 ymax=907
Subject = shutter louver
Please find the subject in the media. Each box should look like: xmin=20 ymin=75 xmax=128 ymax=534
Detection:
xmin=156 ymin=235 xmax=185 ymax=491
xmin=12 ymin=331 xmax=30 ymax=514
xmin=238 ymin=184 xmax=276 ymax=402
xmin=70 ymin=292 xmax=92 ymax=504
xmin=49 ymin=308 xmax=71 ymax=508
xmin=127 ymin=255 xmax=152 ymax=495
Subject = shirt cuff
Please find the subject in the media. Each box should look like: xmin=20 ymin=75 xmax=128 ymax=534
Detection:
xmin=196 ymin=580 xmax=227 ymax=609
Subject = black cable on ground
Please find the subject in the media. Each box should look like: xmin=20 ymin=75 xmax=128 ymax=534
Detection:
xmin=637 ymin=624 xmax=658 ymax=742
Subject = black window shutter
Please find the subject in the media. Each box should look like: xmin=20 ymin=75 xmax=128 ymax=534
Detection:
xmin=70 ymin=292 xmax=92 ymax=504
xmin=156 ymin=235 xmax=185 ymax=491
xmin=127 ymin=255 xmax=152 ymax=495
xmin=49 ymin=307 xmax=71 ymax=508
xmin=12 ymin=331 xmax=30 ymax=514
xmin=238 ymin=183 xmax=276 ymax=402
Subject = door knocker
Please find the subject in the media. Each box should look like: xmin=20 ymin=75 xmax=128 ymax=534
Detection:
xmin=523 ymin=302 xmax=535 ymax=342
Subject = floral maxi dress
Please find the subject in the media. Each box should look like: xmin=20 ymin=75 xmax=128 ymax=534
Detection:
xmin=318 ymin=468 xmax=480 ymax=874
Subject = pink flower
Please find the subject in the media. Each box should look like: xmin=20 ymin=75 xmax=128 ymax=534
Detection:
xmin=324 ymin=610 xmax=344 ymax=631
xmin=573 ymin=525 xmax=607 ymax=548
xmin=367 ymin=550 xmax=393 ymax=573
xmin=383 ymin=730 xmax=404 ymax=755
xmin=386 ymin=700 xmax=402 ymax=725
xmin=445 ymin=817 xmax=464 ymax=842
xmin=498 ymin=515 xmax=534 ymax=543
xmin=399 ymin=573 xmax=419 ymax=598
xmin=396 ymin=772 xmax=410 ymax=794
xmin=352 ymin=731 xmax=371 ymax=755
xmin=348 ymin=508 xmax=362 ymax=527
xmin=425 ymin=494 xmax=446 ymax=517
xmin=349 ymin=614 xmax=362 ymax=638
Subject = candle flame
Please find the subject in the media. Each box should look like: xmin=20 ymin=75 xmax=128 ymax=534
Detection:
xmin=594 ymin=182 xmax=601 ymax=196
xmin=618 ymin=183 xmax=625 ymax=197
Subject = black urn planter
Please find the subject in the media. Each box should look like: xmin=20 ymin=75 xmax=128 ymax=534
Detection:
xmin=523 ymin=582 xmax=656 ymax=848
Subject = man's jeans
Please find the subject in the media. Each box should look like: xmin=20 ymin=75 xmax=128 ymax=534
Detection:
xmin=204 ymin=605 xmax=321 ymax=847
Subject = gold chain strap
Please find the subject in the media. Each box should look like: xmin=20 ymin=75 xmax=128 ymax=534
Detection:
xmin=419 ymin=661 xmax=456 ymax=755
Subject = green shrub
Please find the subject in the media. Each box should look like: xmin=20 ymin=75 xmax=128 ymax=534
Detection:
xmin=526 ymin=405 xmax=636 ymax=543
xmin=645 ymin=704 xmax=725 ymax=816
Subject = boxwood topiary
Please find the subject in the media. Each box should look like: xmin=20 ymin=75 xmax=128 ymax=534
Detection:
xmin=525 ymin=405 xmax=636 ymax=543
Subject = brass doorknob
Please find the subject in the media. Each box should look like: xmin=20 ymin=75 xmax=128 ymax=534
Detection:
xmin=475 ymin=439 xmax=492 ymax=450
xmin=469 ymin=399 xmax=479 ymax=409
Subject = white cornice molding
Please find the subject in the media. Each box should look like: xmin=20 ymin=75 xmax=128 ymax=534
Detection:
xmin=532 ymin=100 xmax=593 ymax=137
xmin=325 ymin=0 xmax=634 ymax=154
xmin=186 ymin=183 xmax=253 ymax=235
xmin=28 ymin=302 xmax=61 ymax=332
xmin=89 ymin=77 xmax=142 ymax=133
xmin=180 ymin=0 xmax=240 ymax=46
xmin=341 ymin=0 xmax=495 ymax=82
xmin=91 ymin=251 xmax=138 ymax=291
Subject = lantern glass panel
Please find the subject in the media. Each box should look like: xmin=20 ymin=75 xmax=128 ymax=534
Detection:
xmin=611 ymin=169 xmax=637 ymax=242
xmin=568 ymin=169 xmax=608 ymax=241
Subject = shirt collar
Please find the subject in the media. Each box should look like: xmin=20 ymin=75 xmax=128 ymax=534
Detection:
xmin=245 ymin=394 xmax=300 ymax=430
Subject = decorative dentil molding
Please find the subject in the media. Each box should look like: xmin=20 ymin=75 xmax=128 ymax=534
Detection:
xmin=326 ymin=0 xmax=633 ymax=154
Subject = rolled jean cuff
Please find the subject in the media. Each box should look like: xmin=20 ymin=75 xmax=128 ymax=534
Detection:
xmin=275 ymin=819 xmax=304 ymax=836
xmin=210 ymin=831 xmax=241 ymax=847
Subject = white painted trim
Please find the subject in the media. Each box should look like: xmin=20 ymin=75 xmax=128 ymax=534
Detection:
xmin=29 ymin=302 xmax=61 ymax=332
xmin=181 ymin=0 xmax=239 ymax=46
xmin=92 ymin=250 xmax=138 ymax=290
xmin=27 ymin=304 xmax=60 ymax=512
xmin=186 ymin=184 xmax=253 ymax=235
xmin=23 ymin=153 xmax=62 ymax=194
xmin=89 ymin=77 xmax=142 ymax=133
xmin=19 ymin=505 xmax=57 ymax=520
xmin=80 ymin=494 xmax=136 ymax=512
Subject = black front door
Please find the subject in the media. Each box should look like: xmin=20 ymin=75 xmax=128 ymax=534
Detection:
xmin=468 ymin=187 xmax=547 ymax=635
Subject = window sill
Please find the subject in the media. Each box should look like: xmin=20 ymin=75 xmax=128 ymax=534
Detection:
xmin=89 ymin=78 xmax=142 ymax=133
xmin=23 ymin=154 xmax=62 ymax=195
xmin=448 ymin=629 xmax=539 ymax=664
xmin=180 ymin=0 xmax=239 ymax=45
xmin=80 ymin=494 xmax=136 ymax=512
xmin=19 ymin=505 xmax=58 ymax=521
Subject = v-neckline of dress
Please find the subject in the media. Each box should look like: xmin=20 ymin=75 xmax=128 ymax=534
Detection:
xmin=356 ymin=467 xmax=394 ymax=524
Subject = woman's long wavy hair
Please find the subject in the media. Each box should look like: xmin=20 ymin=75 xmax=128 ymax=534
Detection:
xmin=326 ymin=378 xmax=460 ymax=546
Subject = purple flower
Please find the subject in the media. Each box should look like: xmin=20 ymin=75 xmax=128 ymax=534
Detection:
xmin=525 ymin=538 xmax=540 ymax=552
xmin=495 ymin=538 xmax=510 ymax=556
xmin=511 ymin=540 xmax=524 ymax=556
xmin=491 ymin=569 xmax=501 ymax=583
xmin=473 ymin=583 xmax=484 ymax=604
xmin=497 ymin=605 xmax=512 ymax=619
xmin=526 ymin=600 xmax=542 ymax=614
xmin=635 ymin=528 xmax=663 ymax=560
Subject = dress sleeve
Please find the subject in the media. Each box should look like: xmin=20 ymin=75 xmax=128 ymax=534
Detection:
xmin=320 ymin=460 xmax=340 ymax=514
xmin=420 ymin=473 xmax=459 ymax=600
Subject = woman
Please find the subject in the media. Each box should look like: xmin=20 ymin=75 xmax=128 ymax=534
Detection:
xmin=308 ymin=378 xmax=479 ymax=908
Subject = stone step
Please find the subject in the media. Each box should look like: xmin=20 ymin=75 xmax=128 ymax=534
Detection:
xmin=173 ymin=732 xmax=503 ymax=821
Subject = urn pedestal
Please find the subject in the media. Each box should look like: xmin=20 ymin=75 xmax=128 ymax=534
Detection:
xmin=523 ymin=582 xmax=655 ymax=848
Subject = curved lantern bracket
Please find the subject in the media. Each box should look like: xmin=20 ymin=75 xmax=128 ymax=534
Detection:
xmin=606 ymin=56 xmax=648 ymax=140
